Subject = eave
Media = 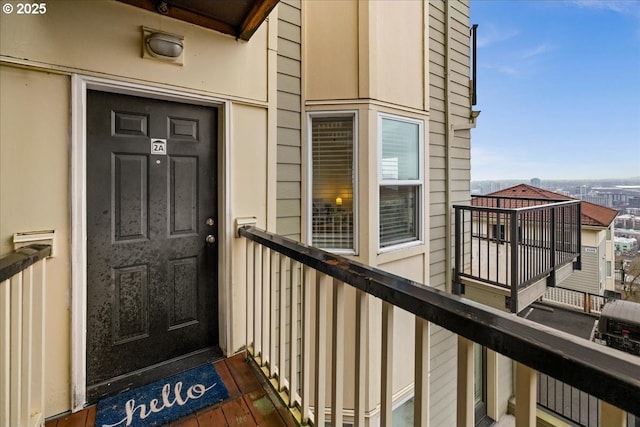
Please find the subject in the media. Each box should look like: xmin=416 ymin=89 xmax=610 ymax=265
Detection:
xmin=117 ymin=0 xmax=279 ymax=41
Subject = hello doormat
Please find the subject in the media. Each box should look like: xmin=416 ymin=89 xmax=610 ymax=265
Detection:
xmin=95 ymin=363 xmax=229 ymax=427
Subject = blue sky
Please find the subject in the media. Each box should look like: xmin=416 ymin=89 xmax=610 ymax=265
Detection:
xmin=470 ymin=0 xmax=640 ymax=181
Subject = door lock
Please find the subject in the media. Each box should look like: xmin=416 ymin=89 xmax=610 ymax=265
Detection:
xmin=206 ymin=218 xmax=214 ymax=226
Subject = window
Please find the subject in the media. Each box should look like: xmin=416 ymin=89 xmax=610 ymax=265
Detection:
xmin=491 ymin=224 xmax=506 ymax=241
xmin=379 ymin=115 xmax=423 ymax=249
xmin=310 ymin=114 xmax=356 ymax=253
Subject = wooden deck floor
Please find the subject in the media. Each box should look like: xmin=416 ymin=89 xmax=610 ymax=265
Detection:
xmin=45 ymin=353 xmax=299 ymax=427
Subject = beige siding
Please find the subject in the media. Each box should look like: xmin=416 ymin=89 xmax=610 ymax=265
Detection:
xmin=559 ymin=246 xmax=602 ymax=294
xmin=277 ymin=0 xmax=302 ymax=241
xmin=428 ymin=1 xmax=472 ymax=425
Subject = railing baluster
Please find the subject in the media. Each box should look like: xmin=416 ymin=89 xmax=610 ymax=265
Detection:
xmin=354 ymin=290 xmax=367 ymax=427
xmin=21 ymin=266 xmax=34 ymax=425
xmin=10 ymin=273 xmax=23 ymax=427
xmin=600 ymin=400 xmax=626 ymax=427
xmin=288 ymin=261 xmax=300 ymax=405
xmin=269 ymin=251 xmax=277 ymax=376
xmin=301 ymin=266 xmax=314 ymax=424
xmin=254 ymin=243 xmax=262 ymax=359
xmin=331 ymin=279 xmax=344 ymax=427
xmin=246 ymin=240 xmax=254 ymax=355
xmin=261 ymin=246 xmax=270 ymax=367
xmin=414 ymin=318 xmax=430 ymax=427
xmin=381 ymin=301 xmax=393 ymax=427
xmin=279 ymin=254 xmax=287 ymax=388
xmin=515 ymin=362 xmax=537 ymax=427
xmin=31 ymin=260 xmax=46 ymax=427
xmin=314 ymin=273 xmax=329 ymax=427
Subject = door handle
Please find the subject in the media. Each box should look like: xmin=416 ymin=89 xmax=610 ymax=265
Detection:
xmin=206 ymin=235 xmax=216 ymax=245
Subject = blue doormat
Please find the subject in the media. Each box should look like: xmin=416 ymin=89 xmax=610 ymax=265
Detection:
xmin=95 ymin=363 xmax=229 ymax=427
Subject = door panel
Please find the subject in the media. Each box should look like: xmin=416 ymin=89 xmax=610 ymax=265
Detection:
xmin=86 ymin=90 xmax=219 ymax=400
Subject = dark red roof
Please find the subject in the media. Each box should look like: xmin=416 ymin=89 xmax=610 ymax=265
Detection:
xmin=485 ymin=184 xmax=617 ymax=228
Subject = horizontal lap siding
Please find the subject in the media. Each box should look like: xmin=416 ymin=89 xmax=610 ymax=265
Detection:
xmin=429 ymin=1 xmax=471 ymax=425
xmin=277 ymin=0 xmax=302 ymax=241
xmin=558 ymin=247 xmax=601 ymax=294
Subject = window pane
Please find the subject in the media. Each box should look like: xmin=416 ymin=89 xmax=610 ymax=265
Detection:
xmin=312 ymin=116 xmax=354 ymax=250
xmin=474 ymin=344 xmax=484 ymax=405
xmin=380 ymin=185 xmax=418 ymax=247
xmin=381 ymin=118 xmax=419 ymax=181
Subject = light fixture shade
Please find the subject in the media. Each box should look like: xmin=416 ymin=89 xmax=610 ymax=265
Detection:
xmin=145 ymin=32 xmax=183 ymax=59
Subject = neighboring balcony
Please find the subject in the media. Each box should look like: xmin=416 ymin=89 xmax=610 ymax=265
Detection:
xmin=454 ymin=196 xmax=582 ymax=313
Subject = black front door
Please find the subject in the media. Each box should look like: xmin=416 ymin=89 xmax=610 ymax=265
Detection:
xmin=86 ymin=90 xmax=219 ymax=400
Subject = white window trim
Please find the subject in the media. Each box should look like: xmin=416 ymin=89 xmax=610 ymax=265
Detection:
xmin=377 ymin=113 xmax=425 ymax=253
xmin=306 ymin=111 xmax=359 ymax=255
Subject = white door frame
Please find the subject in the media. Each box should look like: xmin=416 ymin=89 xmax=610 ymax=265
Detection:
xmin=70 ymin=74 xmax=232 ymax=410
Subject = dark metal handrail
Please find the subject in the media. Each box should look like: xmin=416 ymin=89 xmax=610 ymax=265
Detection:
xmin=0 ymin=244 xmax=51 ymax=282
xmin=238 ymin=226 xmax=639 ymax=417
xmin=472 ymin=194 xmax=572 ymax=205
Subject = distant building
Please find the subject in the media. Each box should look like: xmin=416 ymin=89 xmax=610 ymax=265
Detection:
xmin=581 ymin=195 xmax=609 ymax=206
xmin=487 ymin=184 xmax=618 ymax=295
xmin=614 ymin=237 xmax=638 ymax=254
xmin=530 ymin=177 xmax=541 ymax=187
xmin=615 ymin=214 xmax=640 ymax=231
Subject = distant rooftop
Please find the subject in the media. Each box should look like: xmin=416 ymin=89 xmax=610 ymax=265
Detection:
xmin=520 ymin=303 xmax=596 ymax=340
xmin=487 ymin=184 xmax=618 ymax=228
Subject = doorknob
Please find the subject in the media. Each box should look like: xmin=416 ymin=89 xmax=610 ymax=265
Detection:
xmin=206 ymin=235 xmax=216 ymax=244
xmin=206 ymin=218 xmax=214 ymax=226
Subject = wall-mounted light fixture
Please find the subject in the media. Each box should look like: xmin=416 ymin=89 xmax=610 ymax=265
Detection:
xmin=142 ymin=27 xmax=184 ymax=64
xmin=146 ymin=32 xmax=183 ymax=58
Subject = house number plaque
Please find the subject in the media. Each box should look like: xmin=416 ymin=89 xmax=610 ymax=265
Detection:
xmin=151 ymin=138 xmax=167 ymax=155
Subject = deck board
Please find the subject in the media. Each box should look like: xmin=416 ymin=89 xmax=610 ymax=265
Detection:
xmin=221 ymin=397 xmax=256 ymax=426
xmin=44 ymin=352 xmax=298 ymax=427
xmin=196 ymin=406 xmax=228 ymax=426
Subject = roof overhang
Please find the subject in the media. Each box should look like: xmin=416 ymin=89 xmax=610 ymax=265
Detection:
xmin=117 ymin=0 xmax=280 ymax=41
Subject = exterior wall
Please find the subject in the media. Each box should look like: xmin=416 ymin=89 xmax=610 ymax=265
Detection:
xmin=1 ymin=1 xmax=276 ymax=416
xmin=0 ymin=65 xmax=71 ymax=416
xmin=304 ymin=0 xmax=358 ymax=100
xmin=276 ymin=0 xmax=303 ymax=241
xmin=375 ymin=0 xmax=426 ymax=110
xmin=560 ymin=228 xmax=606 ymax=295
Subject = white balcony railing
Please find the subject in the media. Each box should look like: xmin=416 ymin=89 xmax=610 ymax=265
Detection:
xmin=0 ymin=244 xmax=51 ymax=427
xmin=238 ymin=226 xmax=638 ymax=427
xmin=542 ymin=287 xmax=606 ymax=315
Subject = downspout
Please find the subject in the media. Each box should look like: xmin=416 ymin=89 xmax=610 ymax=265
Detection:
xmin=446 ymin=2 xmax=478 ymax=293
xmin=444 ymin=1 xmax=452 ymax=292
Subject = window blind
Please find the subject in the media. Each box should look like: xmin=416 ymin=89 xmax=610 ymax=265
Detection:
xmin=311 ymin=116 xmax=354 ymax=250
xmin=380 ymin=186 xmax=418 ymax=247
